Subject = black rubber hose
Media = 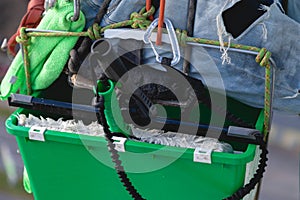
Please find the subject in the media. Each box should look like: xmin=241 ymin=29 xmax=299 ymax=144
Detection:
xmin=223 ymin=132 xmax=268 ymax=200
xmin=94 ymin=89 xmax=145 ymax=200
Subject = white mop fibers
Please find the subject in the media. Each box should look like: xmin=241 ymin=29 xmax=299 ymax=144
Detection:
xmin=17 ymin=114 xmax=104 ymax=136
xmin=17 ymin=114 xmax=233 ymax=153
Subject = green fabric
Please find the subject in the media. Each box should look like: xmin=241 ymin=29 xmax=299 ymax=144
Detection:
xmin=0 ymin=0 xmax=85 ymax=100
xmin=23 ymin=167 xmax=32 ymax=194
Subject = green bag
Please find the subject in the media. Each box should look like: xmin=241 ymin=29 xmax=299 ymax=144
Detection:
xmin=0 ymin=0 xmax=85 ymax=100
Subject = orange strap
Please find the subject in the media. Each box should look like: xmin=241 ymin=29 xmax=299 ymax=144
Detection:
xmin=7 ymin=0 xmax=45 ymax=56
xmin=156 ymin=0 xmax=165 ymax=45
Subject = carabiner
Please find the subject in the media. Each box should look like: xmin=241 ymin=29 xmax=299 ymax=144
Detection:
xmin=143 ymin=18 xmax=181 ymax=66
xmin=44 ymin=0 xmax=80 ymax=22
xmin=71 ymin=0 xmax=80 ymax=21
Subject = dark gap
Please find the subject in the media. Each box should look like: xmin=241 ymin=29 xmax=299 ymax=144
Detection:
xmin=222 ymin=0 xmax=273 ymax=38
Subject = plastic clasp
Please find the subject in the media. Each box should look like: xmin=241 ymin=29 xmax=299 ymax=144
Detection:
xmin=29 ymin=126 xmax=47 ymax=142
xmin=112 ymin=136 xmax=127 ymax=152
xmin=193 ymin=147 xmax=212 ymax=164
xmin=227 ymin=126 xmax=259 ymax=141
xmin=143 ymin=18 xmax=181 ymax=66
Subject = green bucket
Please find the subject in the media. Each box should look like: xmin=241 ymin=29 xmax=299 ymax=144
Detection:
xmin=6 ymin=105 xmax=263 ymax=200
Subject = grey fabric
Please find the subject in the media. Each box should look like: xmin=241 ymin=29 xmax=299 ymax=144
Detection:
xmin=286 ymin=0 xmax=300 ymax=23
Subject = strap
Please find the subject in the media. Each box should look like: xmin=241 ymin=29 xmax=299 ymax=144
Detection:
xmin=183 ymin=0 xmax=197 ymax=74
xmin=94 ymin=0 xmax=114 ymax=24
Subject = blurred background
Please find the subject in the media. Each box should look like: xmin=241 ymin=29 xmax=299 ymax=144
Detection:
xmin=0 ymin=2 xmax=33 ymax=200
xmin=0 ymin=1 xmax=299 ymax=199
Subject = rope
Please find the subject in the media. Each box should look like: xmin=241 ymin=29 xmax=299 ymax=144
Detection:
xmin=16 ymin=27 xmax=32 ymax=95
xmin=130 ymin=7 xmax=154 ymax=29
xmin=87 ymin=23 xmax=102 ymax=40
xmin=255 ymin=48 xmax=272 ymax=138
xmin=16 ymin=27 xmax=30 ymax=46
xmin=19 ymin=25 xmax=262 ymax=53
xmin=176 ymin=29 xmax=188 ymax=47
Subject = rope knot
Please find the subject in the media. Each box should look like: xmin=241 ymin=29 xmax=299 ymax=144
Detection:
xmin=176 ymin=29 xmax=187 ymax=47
xmin=130 ymin=12 xmax=151 ymax=30
xmin=16 ymin=27 xmax=30 ymax=46
xmin=130 ymin=6 xmax=155 ymax=30
xmin=87 ymin=23 xmax=102 ymax=40
xmin=256 ymin=48 xmax=271 ymax=67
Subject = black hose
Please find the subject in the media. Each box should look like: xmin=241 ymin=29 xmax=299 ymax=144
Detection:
xmin=224 ymin=132 xmax=268 ymax=200
xmin=94 ymin=82 xmax=145 ymax=200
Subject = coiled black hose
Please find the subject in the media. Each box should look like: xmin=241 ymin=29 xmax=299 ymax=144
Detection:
xmin=94 ymin=91 xmax=145 ymax=200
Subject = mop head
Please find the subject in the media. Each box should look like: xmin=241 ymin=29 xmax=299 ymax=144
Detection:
xmin=17 ymin=114 xmax=233 ymax=153
xmin=17 ymin=114 xmax=104 ymax=136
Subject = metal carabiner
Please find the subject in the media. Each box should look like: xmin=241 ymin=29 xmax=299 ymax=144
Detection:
xmin=143 ymin=18 xmax=181 ymax=66
xmin=44 ymin=0 xmax=80 ymax=22
xmin=70 ymin=0 xmax=80 ymax=22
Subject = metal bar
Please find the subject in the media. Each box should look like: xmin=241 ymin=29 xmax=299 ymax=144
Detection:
xmin=9 ymin=94 xmax=261 ymax=144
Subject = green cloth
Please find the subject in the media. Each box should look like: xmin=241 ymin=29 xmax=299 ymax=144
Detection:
xmin=23 ymin=167 xmax=32 ymax=194
xmin=0 ymin=0 xmax=85 ymax=100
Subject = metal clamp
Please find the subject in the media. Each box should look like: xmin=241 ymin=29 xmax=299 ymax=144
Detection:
xmin=143 ymin=18 xmax=181 ymax=66
xmin=193 ymin=147 xmax=212 ymax=164
xmin=44 ymin=0 xmax=80 ymax=21
xmin=112 ymin=136 xmax=127 ymax=152
xmin=29 ymin=126 xmax=47 ymax=142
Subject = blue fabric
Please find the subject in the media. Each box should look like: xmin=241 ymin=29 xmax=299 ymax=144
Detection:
xmin=287 ymin=0 xmax=300 ymax=23
xmin=80 ymin=0 xmax=300 ymax=114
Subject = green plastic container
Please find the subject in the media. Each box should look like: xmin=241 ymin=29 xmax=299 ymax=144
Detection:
xmin=6 ymin=107 xmax=263 ymax=200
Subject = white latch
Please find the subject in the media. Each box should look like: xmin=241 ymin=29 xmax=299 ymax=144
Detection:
xmin=112 ymin=136 xmax=127 ymax=152
xmin=29 ymin=126 xmax=47 ymax=142
xmin=193 ymin=147 xmax=213 ymax=164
